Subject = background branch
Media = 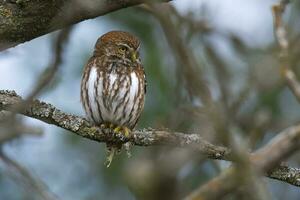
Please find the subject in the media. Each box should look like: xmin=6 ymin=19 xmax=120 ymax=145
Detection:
xmin=185 ymin=1 xmax=300 ymax=199
xmin=185 ymin=124 xmax=300 ymax=200
xmin=272 ymin=0 xmax=300 ymax=102
xmin=0 ymin=151 xmax=59 ymax=200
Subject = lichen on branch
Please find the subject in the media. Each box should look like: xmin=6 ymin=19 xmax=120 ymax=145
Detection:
xmin=1 ymin=89 xmax=300 ymax=188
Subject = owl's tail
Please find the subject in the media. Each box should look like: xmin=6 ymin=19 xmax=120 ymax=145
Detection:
xmin=105 ymin=145 xmax=116 ymax=167
xmin=104 ymin=142 xmax=132 ymax=167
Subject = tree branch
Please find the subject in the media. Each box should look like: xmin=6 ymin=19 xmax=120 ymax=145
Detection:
xmin=0 ymin=90 xmax=230 ymax=157
xmin=272 ymin=0 xmax=300 ymax=102
xmin=184 ymin=2 xmax=300 ymax=199
xmin=0 ymin=90 xmax=300 ymax=188
xmin=0 ymin=0 xmax=171 ymax=51
xmin=185 ymin=124 xmax=300 ymax=200
xmin=0 ymin=151 xmax=59 ymax=200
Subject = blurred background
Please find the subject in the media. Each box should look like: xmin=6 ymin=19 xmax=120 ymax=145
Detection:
xmin=1 ymin=0 xmax=300 ymax=199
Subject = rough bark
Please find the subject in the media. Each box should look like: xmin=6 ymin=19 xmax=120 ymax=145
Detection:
xmin=0 ymin=0 xmax=170 ymax=51
xmin=1 ymin=89 xmax=300 ymax=188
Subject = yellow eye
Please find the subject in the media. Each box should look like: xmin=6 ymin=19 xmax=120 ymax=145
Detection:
xmin=119 ymin=46 xmax=127 ymax=52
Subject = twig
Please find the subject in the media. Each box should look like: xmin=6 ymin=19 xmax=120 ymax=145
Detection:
xmin=0 ymin=151 xmax=59 ymax=200
xmin=272 ymin=0 xmax=300 ymax=102
xmin=142 ymin=4 xmax=212 ymax=105
xmin=185 ymin=1 xmax=300 ymax=199
xmin=185 ymin=124 xmax=300 ymax=200
xmin=0 ymin=111 xmax=43 ymax=143
xmin=267 ymin=165 xmax=300 ymax=187
xmin=0 ymin=123 xmax=43 ymax=143
xmin=14 ymin=27 xmax=73 ymax=113
xmin=0 ymin=28 xmax=72 ymax=146
xmin=0 ymin=90 xmax=300 ymax=187
xmin=143 ymin=3 xmax=233 ymax=148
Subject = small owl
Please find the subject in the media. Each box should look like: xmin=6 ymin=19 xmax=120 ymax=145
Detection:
xmin=80 ymin=31 xmax=146 ymax=166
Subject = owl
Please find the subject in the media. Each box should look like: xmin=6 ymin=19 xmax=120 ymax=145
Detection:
xmin=80 ymin=31 xmax=146 ymax=166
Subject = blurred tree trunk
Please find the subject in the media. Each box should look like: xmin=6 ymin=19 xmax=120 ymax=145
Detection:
xmin=0 ymin=0 xmax=170 ymax=51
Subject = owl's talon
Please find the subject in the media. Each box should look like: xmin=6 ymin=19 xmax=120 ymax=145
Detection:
xmin=113 ymin=126 xmax=131 ymax=138
xmin=113 ymin=126 xmax=122 ymax=134
xmin=124 ymin=127 xmax=131 ymax=138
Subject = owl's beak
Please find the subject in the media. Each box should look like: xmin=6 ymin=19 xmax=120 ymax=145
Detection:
xmin=131 ymin=51 xmax=137 ymax=62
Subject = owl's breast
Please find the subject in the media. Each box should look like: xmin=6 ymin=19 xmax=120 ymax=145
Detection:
xmin=82 ymin=65 xmax=145 ymax=129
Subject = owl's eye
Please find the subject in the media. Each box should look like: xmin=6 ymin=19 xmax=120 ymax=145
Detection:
xmin=119 ymin=46 xmax=127 ymax=53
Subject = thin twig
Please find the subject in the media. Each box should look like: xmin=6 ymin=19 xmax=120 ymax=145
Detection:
xmin=1 ymin=28 xmax=73 ymax=144
xmin=185 ymin=124 xmax=300 ymax=200
xmin=184 ymin=1 xmax=300 ymax=199
xmin=0 ymin=151 xmax=59 ymax=200
xmin=272 ymin=0 xmax=300 ymax=102
xmin=14 ymin=27 xmax=73 ymax=113
xmin=142 ymin=4 xmax=212 ymax=105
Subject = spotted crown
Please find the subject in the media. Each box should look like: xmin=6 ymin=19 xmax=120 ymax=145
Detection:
xmin=95 ymin=31 xmax=140 ymax=50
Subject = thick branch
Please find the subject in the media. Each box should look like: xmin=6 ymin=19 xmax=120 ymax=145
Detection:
xmin=0 ymin=90 xmax=300 ymax=187
xmin=0 ymin=0 xmax=170 ymax=51
xmin=0 ymin=90 xmax=229 ymax=158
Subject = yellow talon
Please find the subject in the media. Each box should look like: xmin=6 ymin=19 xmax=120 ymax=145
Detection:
xmin=124 ymin=127 xmax=131 ymax=137
xmin=102 ymin=124 xmax=132 ymax=167
xmin=101 ymin=123 xmax=132 ymax=138
xmin=113 ymin=126 xmax=122 ymax=134
xmin=113 ymin=126 xmax=131 ymax=137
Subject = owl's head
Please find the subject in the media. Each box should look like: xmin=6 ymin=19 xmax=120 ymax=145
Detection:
xmin=94 ymin=31 xmax=141 ymax=64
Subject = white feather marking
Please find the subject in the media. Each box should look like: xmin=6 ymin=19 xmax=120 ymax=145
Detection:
xmin=130 ymin=72 xmax=140 ymax=97
xmin=111 ymin=75 xmax=127 ymax=116
xmin=121 ymin=72 xmax=139 ymax=124
xmin=109 ymin=73 xmax=117 ymax=94
xmin=87 ymin=70 xmax=142 ymax=127
xmin=109 ymin=74 xmax=117 ymax=84
xmin=82 ymin=73 xmax=93 ymax=123
xmin=87 ymin=67 xmax=101 ymax=122
xmin=96 ymin=71 xmax=109 ymax=122
xmin=108 ymin=74 xmax=117 ymax=104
